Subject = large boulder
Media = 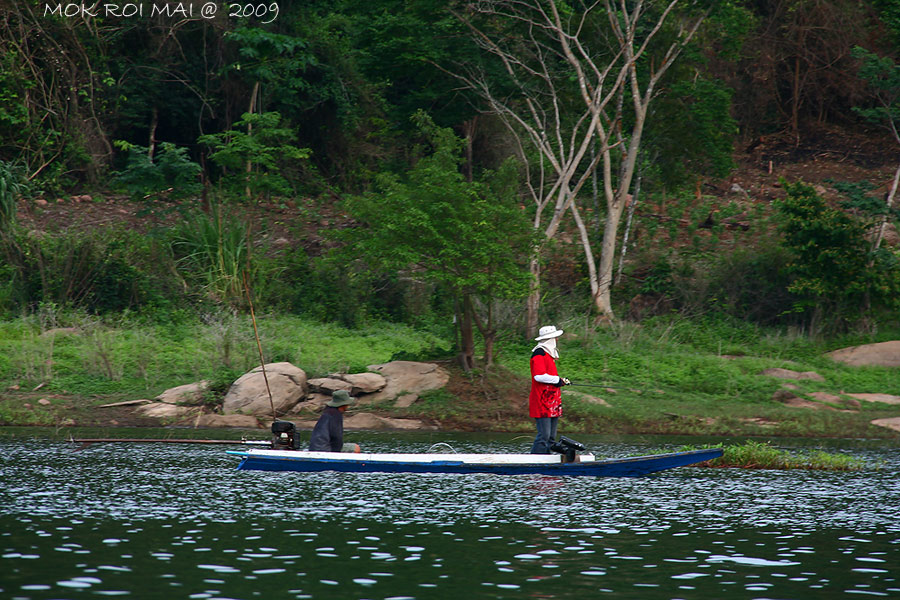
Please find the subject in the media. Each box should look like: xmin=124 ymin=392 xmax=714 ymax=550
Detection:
xmin=808 ymin=392 xmax=859 ymax=410
xmin=138 ymin=403 xmax=200 ymax=419
xmin=364 ymin=361 xmax=450 ymax=403
xmin=827 ymin=341 xmax=900 ymax=367
xmin=338 ymin=372 xmax=387 ymax=395
xmin=307 ymin=377 xmax=352 ymax=394
xmin=223 ymin=362 xmax=307 ymax=417
xmin=156 ymin=381 xmax=210 ymax=405
xmin=194 ymin=414 xmax=262 ymax=429
xmin=871 ymin=417 xmax=900 ymax=432
xmin=772 ymin=388 xmax=833 ymax=410
xmin=394 ymin=394 xmax=419 ymax=408
xmin=777 ymin=396 xmax=834 ymax=411
xmin=344 ymin=412 xmax=437 ymax=430
xmin=287 ymin=392 xmax=331 ymax=414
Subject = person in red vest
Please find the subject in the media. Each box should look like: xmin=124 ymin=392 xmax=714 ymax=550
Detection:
xmin=529 ymin=325 xmax=570 ymax=454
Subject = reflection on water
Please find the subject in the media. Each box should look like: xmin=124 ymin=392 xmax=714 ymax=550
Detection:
xmin=1 ymin=430 xmax=898 ymax=599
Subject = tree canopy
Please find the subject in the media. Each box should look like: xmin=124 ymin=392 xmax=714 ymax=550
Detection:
xmin=1 ymin=0 xmax=899 ymax=341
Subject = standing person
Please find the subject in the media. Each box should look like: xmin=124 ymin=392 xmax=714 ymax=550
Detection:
xmin=529 ymin=325 xmax=570 ymax=454
xmin=309 ymin=390 xmax=360 ymax=452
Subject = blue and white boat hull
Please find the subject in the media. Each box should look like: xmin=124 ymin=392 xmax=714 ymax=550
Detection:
xmin=226 ymin=448 xmax=723 ymax=477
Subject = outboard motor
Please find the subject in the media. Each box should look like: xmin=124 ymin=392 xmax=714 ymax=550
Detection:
xmin=271 ymin=420 xmax=301 ymax=450
xmin=550 ymin=436 xmax=586 ymax=463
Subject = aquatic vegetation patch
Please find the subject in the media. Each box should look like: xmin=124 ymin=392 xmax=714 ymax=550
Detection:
xmin=678 ymin=440 xmax=870 ymax=471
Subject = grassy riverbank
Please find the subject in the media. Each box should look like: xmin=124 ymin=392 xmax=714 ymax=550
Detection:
xmin=1 ymin=311 xmax=899 ymax=439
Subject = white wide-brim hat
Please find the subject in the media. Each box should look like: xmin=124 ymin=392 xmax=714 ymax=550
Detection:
xmin=535 ymin=325 xmax=564 ymax=341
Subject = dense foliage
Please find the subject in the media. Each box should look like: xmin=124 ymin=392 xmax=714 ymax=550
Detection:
xmin=1 ymin=0 xmax=899 ymax=348
xmin=345 ymin=113 xmax=535 ymax=366
xmin=777 ymin=181 xmax=900 ymax=330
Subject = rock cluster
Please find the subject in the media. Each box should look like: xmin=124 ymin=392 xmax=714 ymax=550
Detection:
xmin=140 ymin=360 xmax=448 ymax=430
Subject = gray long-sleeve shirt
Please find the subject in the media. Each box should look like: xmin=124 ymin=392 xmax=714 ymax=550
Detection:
xmin=308 ymin=407 xmax=344 ymax=452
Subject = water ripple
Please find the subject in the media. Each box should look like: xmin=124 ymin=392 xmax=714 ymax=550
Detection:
xmin=1 ymin=433 xmax=898 ymax=599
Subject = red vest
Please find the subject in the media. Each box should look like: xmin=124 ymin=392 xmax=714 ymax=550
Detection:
xmin=529 ymin=349 xmax=562 ymax=418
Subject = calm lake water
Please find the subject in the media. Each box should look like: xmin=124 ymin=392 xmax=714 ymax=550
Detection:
xmin=1 ymin=428 xmax=898 ymax=599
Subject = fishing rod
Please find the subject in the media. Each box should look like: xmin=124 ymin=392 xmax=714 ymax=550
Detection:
xmin=243 ymin=269 xmax=276 ymax=424
xmin=567 ymin=382 xmax=618 ymax=389
xmin=243 ymin=268 xmax=300 ymax=450
xmin=70 ymin=437 xmax=269 ymax=445
xmin=69 ymin=436 xmax=270 ymax=450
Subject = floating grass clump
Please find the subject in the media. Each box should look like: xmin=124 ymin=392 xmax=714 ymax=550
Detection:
xmin=683 ymin=441 xmax=869 ymax=471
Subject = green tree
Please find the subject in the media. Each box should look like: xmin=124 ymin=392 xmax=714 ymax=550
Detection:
xmin=776 ymin=181 xmax=900 ymax=331
xmin=198 ymin=112 xmax=310 ymax=201
xmin=874 ymin=0 xmax=900 ymax=43
xmin=346 ymin=113 xmax=534 ymax=369
xmin=222 ymin=15 xmax=384 ymax=193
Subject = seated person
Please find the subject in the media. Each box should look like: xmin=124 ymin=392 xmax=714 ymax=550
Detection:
xmin=308 ymin=390 xmax=360 ymax=452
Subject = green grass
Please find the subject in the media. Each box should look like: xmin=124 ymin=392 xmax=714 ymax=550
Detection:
xmin=2 ymin=309 xmax=899 ymax=438
xmin=0 ymin=401 xmax=58 ymax=427
xmin=499 ymin=315 xmax=900 ymax=409
xmin=0 ymin=310 xmax=449 ymax=398
xmin=681 ymin=441 xmax=871 ymax=471
xmin=491 ymin=315 xmax=900 ymax=438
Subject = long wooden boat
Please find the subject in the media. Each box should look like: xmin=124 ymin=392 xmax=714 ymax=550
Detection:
xmin=226 ymin=447 xmax=723 ymax=477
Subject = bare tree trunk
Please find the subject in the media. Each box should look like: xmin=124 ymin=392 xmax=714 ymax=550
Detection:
xmin=483 ymin=333 xmax=495 ymax=369
xmin=452 ymin=1 xmax=621 ymax=336
xmin=617 ymin=160 xmax=643 ymax=284
xmin=586 ymin=0 xmax=706 ymax=323
xmin=457 ymin=295 xmax=476 ymax=372
xmin=872 ymin=161 xmax=900 ymax=255
xmin=471 ymin=297 xmax=496 ymax=368
xmin=593 ymin=197 xmax=626 ymax=322
xmin=245 ymin=81 xmax=260 ymax=200
xmin=462 ymin=117 xmax=477 ymax=183
xmin=570 ymin=202 xmax=599 ymax=301
xmin=148 ymin=107 xmax=159 ymax=161
xmin=455 ymin=0 xmax=705 ymax=327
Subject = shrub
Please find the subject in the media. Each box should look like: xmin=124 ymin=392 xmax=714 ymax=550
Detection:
xmin=0 ymin=160 xmax=26 ymax=231
xmin=170 ymin=207 xmax=258 ymax=309
xmin=0 ymin=226 xmax=180 ymax=316
xmin=776 ymin=180 xmax=900 ymax=331
xmin=112 ymin=141 xmax=202 ymax=201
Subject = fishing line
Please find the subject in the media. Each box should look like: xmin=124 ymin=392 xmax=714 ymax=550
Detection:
xmin=427 ymin=442 xmax=458 ymax=454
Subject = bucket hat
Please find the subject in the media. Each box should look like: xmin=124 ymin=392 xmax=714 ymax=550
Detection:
xmin=534 ymin=325 xmax=564 ymax=341
xmin=326 ymin=389 xmax=355 ymax=408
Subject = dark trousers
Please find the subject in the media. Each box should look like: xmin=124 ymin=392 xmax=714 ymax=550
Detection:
xmin=530 ymin=417 xmax=558 ymax=454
